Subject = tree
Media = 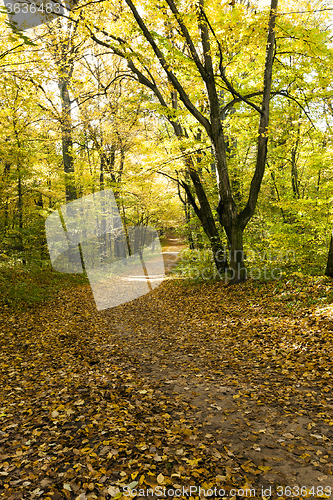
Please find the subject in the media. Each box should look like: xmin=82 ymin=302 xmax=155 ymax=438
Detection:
xmin=80 ymin=0 xmax=278 ymax=281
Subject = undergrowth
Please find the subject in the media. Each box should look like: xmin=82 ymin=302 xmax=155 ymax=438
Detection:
xmin=0 ymin=260 xmax=88 ymax=310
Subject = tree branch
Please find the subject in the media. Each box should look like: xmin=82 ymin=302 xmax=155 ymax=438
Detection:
xmin=124 ymin=0 xmax=212 ymax=135
xmin=164 ymin=0 xmax=206 ymax=79
xmin=199 ymin=5 xmax=263 ymax=115
xmin=240 ymin=0 xmax=278 ymax=225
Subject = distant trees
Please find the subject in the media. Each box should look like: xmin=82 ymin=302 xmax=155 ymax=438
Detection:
xmin=0 ymin=18 xmax=182 ymax=261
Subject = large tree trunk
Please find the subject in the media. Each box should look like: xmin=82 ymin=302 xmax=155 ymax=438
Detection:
xmin=225 ymin=221 xmax=247 ymax=282
xmin=215 ymin=0 xmax=278 ymax=282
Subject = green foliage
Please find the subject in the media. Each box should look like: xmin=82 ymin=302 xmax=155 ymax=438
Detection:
xmin=1 ymin=0 xmax=333 ymax=293
xmin=0 ymin=260 xmax=88 ymax=310
xmin=172 ymin=248 xmax=217 ymax=282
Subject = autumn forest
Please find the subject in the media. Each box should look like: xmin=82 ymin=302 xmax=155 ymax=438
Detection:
xmin=2 ymin=0 xmax=333 ymax=498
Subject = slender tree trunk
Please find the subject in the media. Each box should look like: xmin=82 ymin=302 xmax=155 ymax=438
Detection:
xmin=35 ymin=191 xmax=48 ymax=258
xmin=13 ymin=125 xmax=25 ymax=260
xmin=270 ymin=169 xmax=287 ymax=222
xmin=17 ymin=174 xmax=23 ymax=246
xmin=59 ymin=70 xmax=77 ymax=202
xmin=3 ymin=162 xmax=10 ymax=233
xmin=291 ymin=145 xmax=300 ymax=198
xmin=184 ymin=194 xmax=194 ymax=250
xmin=177 ymin=172 xmax=194 ymax=249
xmin=16 ymin=171 xmax=26 ymax=264
xmin=100 ymin=154 xmax=104 ymax=189
xmin=325 ymin=234 xmax=333 ymax=278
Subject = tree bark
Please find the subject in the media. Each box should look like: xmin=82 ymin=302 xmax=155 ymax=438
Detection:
xmin=59 ymin=69 xmax=77 ymax=202
xmin=325 ymin=234 xmax=333 ymax=278
xmin=181 ymin=170 xmax=227 ymax=272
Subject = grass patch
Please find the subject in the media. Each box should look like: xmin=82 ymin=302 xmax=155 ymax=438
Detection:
xmin=0 ymin=261 xmax=89 ymax=310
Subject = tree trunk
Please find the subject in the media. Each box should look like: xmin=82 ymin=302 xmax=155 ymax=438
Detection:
xmin=59 ymin=70 xmax=77 ymax=202
xmin=3 ymin=162 xmax=10 ymax=233
xmin=291 ymin=147 xmax=300 ymax=198
xmin=184 ymin=193 xmax=194 ymax=250
xmin=17 ymin=173 xmax=24 ymax=252
xmin=35 ymin=191 xmax=48 ymax=259
xmin=325 ymin=234 xmax=333 ymax=278
xmin=182 ymin=165 xmax=228 ymax=271
xmin=226 ymin=222 xmax=246 ymax=283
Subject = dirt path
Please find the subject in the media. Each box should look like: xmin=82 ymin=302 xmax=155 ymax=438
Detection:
xmin=103 ymin=282 xmax=333 ymax=496
xmin=161 ymin=233 xmax=186 ymax=275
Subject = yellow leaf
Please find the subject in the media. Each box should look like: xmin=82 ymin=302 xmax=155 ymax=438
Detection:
xmin=258 ymin=466 xmax=272 ymax=472
xmin=157 ymin=473 xmax=165 ymax=484
xmin=108 ymin=486 xmax=120 ymax=497
xmin=186 ymin=458 xmax=200 ymax=466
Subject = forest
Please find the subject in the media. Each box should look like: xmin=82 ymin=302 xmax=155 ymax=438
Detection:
xmin=2 ymin=0 xmax=333 ymax=499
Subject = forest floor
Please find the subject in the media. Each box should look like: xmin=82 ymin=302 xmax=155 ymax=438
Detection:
xmin=2 ymin=240 xmax=333 ymax=499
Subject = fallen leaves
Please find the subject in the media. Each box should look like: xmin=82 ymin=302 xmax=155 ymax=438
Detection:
xmin=1 ymin=276 xmax=333 ymax=497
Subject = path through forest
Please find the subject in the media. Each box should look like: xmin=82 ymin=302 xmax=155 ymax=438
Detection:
xmin=161 ymin=233 xmax=186 ymax=275
xmin=1 ymin=260 xmax=333 ymax=499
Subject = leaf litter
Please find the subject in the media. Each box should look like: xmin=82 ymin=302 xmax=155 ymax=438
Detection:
xmin=1 ymin=275 xmax=333 ymax=499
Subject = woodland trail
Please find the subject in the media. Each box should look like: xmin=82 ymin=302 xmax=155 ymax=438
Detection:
xmin=1 ymin=269 xmax=333 ymax=499
xmin=161 ymin=233 xmax=186 ymax=275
